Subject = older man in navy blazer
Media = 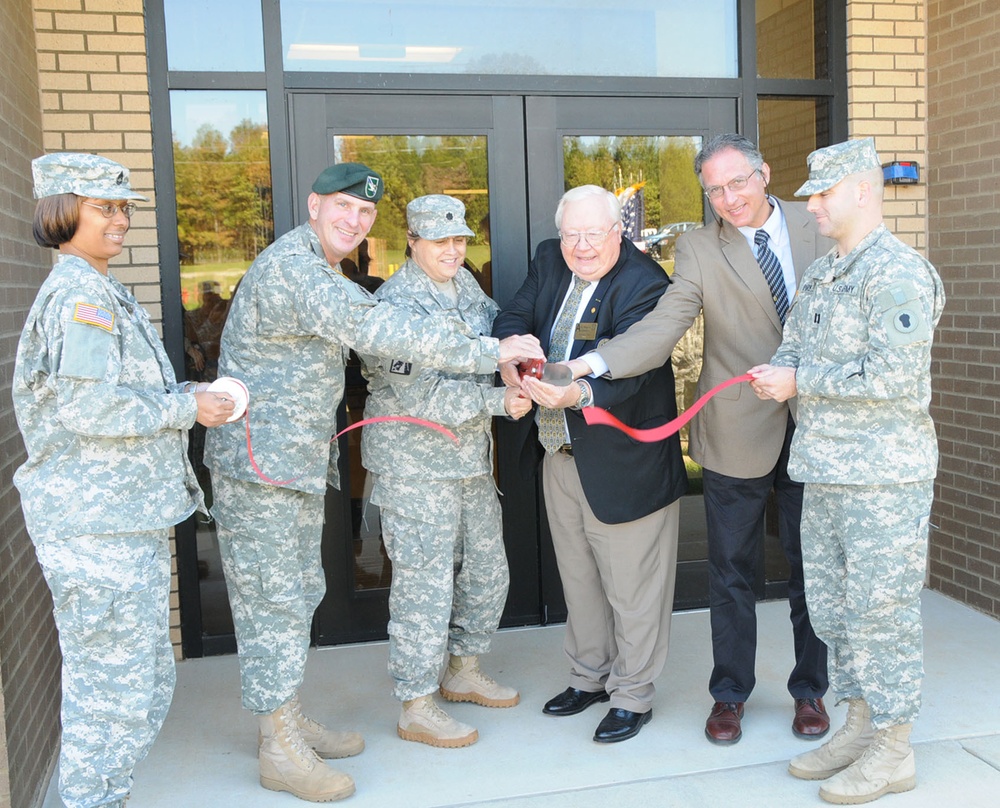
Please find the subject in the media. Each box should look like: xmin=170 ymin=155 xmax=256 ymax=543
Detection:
xmin=568 ymin=135 xmax=833 ymax=746
xmin=493 ymin=185 xmax=687 ymax=743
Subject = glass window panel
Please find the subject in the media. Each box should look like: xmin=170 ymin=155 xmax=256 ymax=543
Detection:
xmin=562 ymin=135 xmax=704 ymax=260
xmin=757 ymin=0 xmax=829 ymax=80
xmin=171 ymin=89 xmax=273 ymax=634
xmin=757 ymin=96 xmax=832 ymax=199
xmin=331 ymin=133 xmax=491 ymax=591
xmin=164 ymin=0 xmax=265 ymax=72
xmin=281 ymin=0 xmax=737 ymax=78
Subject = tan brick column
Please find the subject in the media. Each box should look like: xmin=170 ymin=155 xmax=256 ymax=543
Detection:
xmin=847 ymin=0 xmax=929 ymax=253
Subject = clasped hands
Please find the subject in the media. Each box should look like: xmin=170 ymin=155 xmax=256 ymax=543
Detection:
xmin=747 ymin=364 xmax=798 ymax=402
xmin=498 ymin=358 xmax=583 ymax=417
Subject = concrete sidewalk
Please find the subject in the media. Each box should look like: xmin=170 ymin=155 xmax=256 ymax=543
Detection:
xmin=44 ymin=589 xmax=1000 ymax=807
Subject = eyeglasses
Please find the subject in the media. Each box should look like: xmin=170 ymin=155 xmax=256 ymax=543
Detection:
xmin=81 ymin=201 xmax=137 ymax=218
xmin=559 ymin=224 xmax=619 ymax=247
xmin=703 ymin=168 xmax=762 ymax=200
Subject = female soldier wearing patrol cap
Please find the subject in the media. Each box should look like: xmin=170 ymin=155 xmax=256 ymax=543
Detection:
xmin=12 ymin=152 xmax=233 ymax=808
xmin=360 ymin=195 xmax=531 ymax=748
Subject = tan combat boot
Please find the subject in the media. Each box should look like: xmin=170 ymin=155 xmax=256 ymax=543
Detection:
xmin=818 ymin=723 xmax=916 ymax=804
xmin=397 ymin=694 xmax=478 ymax=748
xmin=789 ymin=698 xmax=876 ymax=780
xmin=439 ymin=654 xmax=520 ymax=708
xmin=258 ymin=702 xmax=356 ymax=802
xmin=287 ymin=694 xmax=365 ymax=759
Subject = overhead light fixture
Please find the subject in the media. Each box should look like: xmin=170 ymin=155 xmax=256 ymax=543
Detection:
xmin=287 ymin=43 xmax=462 ymax=63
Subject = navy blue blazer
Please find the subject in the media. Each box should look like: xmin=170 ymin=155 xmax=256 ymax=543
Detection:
xmin=493 ymin=238 xmax=688 ymax=524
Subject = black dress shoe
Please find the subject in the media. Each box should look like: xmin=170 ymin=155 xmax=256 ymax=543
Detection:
xmin=542 ymin=687 xmax=610 ymax=716
xmin=593 ymin=707 xmax=652 ymax=743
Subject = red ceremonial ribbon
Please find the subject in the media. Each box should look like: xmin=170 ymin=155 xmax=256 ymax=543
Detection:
xmin=244 ymin=408 xmax=458 ymax=486
xmin=582 ymin=372 xmax=754 ymax=442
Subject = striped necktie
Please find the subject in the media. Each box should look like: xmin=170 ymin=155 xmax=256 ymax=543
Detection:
xmin=537 ymin=275 xmax=590 ymax=455
xmin=754 ymin=229 xmax=790 ymax=323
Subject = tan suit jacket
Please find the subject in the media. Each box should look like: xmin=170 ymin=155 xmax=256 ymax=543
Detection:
xmin=597 ymin=200 xmax=834 ymax=479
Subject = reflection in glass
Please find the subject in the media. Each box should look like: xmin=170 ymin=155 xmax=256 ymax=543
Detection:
xmin=758 ymin=97 xmax=831 ymax=200
xmin=171 ymin=89 xmax=273 ymax=635
xmin=164 ymin=0 xmax=265 ymax=72
xmin=331 ymin=133 xmax=491 ymax=592
xmin=757 ymin=0 xmax=829 ymax=80
xmin=562 ymin=134 xmax=706 ymax=562
xmin=281 ymin=0 xmax=737 ymax=78
xmin=333 ymin=135 xmax=491 ymax=291
xmin=562 ymin=135 xmax=703 ymax=259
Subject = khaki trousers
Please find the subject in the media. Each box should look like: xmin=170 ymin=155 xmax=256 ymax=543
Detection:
xmin=542 ymin=451 xmax=680 ymax=712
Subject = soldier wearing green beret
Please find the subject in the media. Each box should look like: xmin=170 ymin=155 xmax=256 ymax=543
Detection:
xmin=750 ymin=138 xmax=946 ymax=804
xmin=204 ymin=166 xmax=542 ymax=801
xmin=12 ymin=152 xmax=234 ymax=808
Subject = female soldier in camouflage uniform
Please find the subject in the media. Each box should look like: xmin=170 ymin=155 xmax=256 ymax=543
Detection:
xmin=361 ymin=195 xmax=531 ymax=748
xmin=12 ymin=153 xmax=233 ymax=808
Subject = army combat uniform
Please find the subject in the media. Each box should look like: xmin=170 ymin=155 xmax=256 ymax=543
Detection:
xmin=13 ymin=254 xmax=203 ymax=808
xmin=204 ymin=223 xmax=501 ymax=715
xmin=771 ymin=223 xmax=945 ymax=729
xmin=360 ymin=259 xmax=510 ymax=702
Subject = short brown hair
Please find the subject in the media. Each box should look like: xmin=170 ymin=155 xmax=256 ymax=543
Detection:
xmin=33 ymin=194 xmax=79 ymax=248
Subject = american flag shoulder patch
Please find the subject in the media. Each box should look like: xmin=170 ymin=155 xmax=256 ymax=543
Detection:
xmin=73 ymin=302 xmax=114 ymax=332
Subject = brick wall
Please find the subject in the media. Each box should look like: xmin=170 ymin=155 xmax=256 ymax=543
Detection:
xmin=32 ymin=0 xmax=186 ymax=658
xmin=1 ymin=1 xmax=62 ymax=806
xmin=846 ymin=0 xmax=929 ymax=254
xmin=926 ymin=0 xmax=1000 ymax=618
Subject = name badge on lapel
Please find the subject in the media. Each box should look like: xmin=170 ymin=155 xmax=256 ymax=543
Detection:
xmin=574 ymin=322 xmax=598 ymax=341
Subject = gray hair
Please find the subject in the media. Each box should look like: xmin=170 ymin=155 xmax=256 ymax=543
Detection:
xmin=555 ymin=185 xmax=621 ymax=230
xmin=694 ymin=133 xmax=765 ymax=180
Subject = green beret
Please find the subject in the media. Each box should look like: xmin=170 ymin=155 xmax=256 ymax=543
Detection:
xmin=311 ymin=162 xmax=384 ymax=202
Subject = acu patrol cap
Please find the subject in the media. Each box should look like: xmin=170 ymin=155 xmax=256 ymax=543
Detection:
xmin=32 ymin=152 xmax=148 ymax=201
xmin=311 ymin=162 xmax=384 ymax=202
xmin=406 ymin=194 xmax=475 ymax=240
xmin=795 ymin=138 xmax=882 ymax=196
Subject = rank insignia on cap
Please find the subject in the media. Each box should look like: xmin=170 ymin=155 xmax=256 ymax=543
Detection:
xmin=73 ymin=302 xmax=114 ymax=332
xmin=389 ymin=360 xmax=412 ymax=376
xmin=365 ymin=176 xmax=380 ymax=199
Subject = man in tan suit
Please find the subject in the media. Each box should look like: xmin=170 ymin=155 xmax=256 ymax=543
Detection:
xmin=568 ymin=134 xmax=833 ymax=745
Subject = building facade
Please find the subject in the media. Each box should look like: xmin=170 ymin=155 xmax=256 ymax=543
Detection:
xmin=0 ymin=1 xmax=996 ymax=806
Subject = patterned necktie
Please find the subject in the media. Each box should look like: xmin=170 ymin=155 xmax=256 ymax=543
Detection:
xmin=537 ymin=275 xmax=590 ymax=455
xmin=754 ymin=229 xmax=790 ymax=323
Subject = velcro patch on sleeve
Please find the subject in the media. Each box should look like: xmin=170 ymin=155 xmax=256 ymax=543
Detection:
xmin=73 ymin=302 xmax=114 ymax=332
xmin=60 ymin=321 xmax=113 ymax=379
xmin=389 ymin=360 xmax=412 ymax=377
xmin=875 ymin=281 xmax=929 ymax=347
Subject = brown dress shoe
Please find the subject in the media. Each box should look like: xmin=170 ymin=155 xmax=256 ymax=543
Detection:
xmin=705 ymin=701 xmax=744 ymax=745
xmin=792 ymin=697 xmax=830 ymax=739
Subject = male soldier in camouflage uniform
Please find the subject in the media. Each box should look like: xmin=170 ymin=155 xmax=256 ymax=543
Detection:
xmin=361 ymin=195 xmax=532 ymax=748
xmin=750 ymin=138 xmax=945 ymax=804
xmin=203 ymin=165 xmax=541 ymax=801
xmin=13 ymin=153 xmax=233 ymax=808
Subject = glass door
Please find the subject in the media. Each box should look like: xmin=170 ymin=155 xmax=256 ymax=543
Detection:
xmin=263 ymin=92 xmax=737 ymax=645
xmin=287 ymin=93 xmax=536 ymax=644
xmin=522 ymin=95 xmax=737 ymax=616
